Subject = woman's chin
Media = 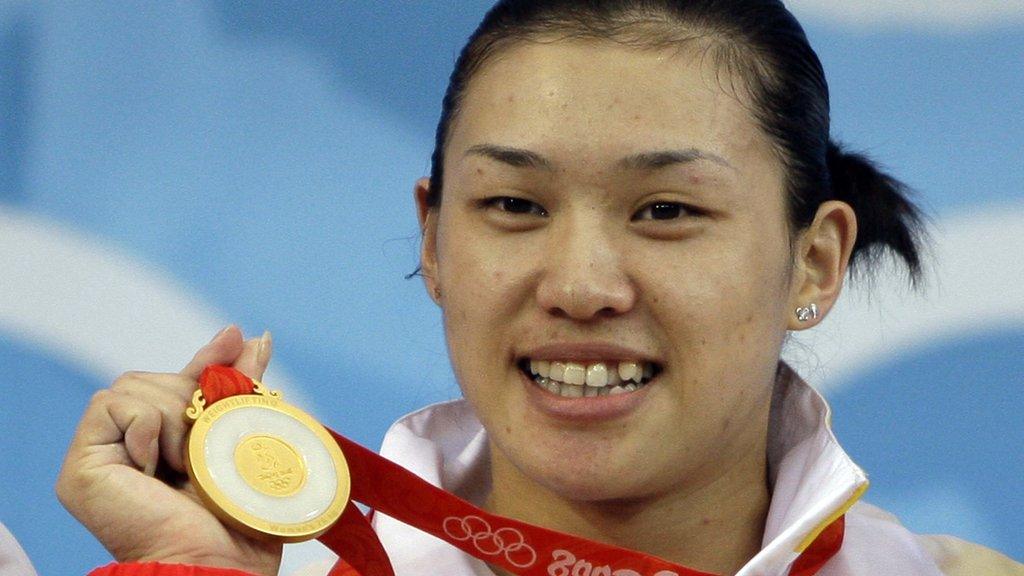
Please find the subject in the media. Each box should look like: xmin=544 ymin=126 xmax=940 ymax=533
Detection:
xmin=548 ymin=480 xmax=634 ymax=503
xmin=519 ymin=457 xmax=653 ymax=504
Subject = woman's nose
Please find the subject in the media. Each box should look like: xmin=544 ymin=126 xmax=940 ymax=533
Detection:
xmin=535 ymin=216 xmax=637 ymax=321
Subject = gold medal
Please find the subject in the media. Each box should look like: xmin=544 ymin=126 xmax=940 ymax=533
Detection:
xmin=184 ymin=381 xmax=350 ymax=542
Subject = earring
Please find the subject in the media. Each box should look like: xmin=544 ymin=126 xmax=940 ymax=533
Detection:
xmin=795 ymin=303 xmax=819 ymax=322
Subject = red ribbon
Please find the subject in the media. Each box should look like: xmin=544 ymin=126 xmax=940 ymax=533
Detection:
xmin=198 ymin=366 xmax=257 ymax=404
xmin=198 ymin=366 xmax=842 ymax=576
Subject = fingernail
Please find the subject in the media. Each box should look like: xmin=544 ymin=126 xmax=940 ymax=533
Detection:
xmin=209 ymin=324 xmax=234 ymax=344
xmin=257 ymin=330 xmax=273 ymax=366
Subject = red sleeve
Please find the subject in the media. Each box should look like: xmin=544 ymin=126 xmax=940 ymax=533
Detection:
xmin=89 ymin=562 xmax=259 ymax=576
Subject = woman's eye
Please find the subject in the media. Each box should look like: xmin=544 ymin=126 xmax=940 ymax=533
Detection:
xmin=632 ymin=202 xmax=693 ymax=221
xmin=482 ymin=196 xmax=547 ymax=217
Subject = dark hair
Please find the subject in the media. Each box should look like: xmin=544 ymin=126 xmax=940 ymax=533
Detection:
xmin=426 ymin=0 xmax=926 ymax=284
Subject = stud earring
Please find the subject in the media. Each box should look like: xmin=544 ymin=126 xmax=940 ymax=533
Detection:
xmin=795 ymin=303 xmax=819 ymax=322
xmin=794 ymin=303 xmax=819 ymax=319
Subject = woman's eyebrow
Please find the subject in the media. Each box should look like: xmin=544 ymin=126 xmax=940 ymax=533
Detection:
xmin=464 ymin=144 xmax=734 ymax=173
xmin=465 ymin=144 xmax=553 ymax=170
xmin=618 ymin=149 xmax=735 ymax=172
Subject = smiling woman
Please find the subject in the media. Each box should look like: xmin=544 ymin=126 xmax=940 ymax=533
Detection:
xmin=53 ymin=2 xmax=1022 ymax=576
xmin=415 ymin=31 xmax=845 ymax=576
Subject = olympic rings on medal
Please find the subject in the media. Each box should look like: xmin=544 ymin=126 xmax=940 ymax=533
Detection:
xmin=443 ymin=514 xmax=538 ymax=568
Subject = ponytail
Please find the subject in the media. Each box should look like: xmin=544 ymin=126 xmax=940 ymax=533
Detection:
xmin=826 ymin=141 xmax=928 ymax=286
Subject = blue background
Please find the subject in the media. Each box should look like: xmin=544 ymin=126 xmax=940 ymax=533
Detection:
xmin=1 ymin=2 xmax=1021 ymax=574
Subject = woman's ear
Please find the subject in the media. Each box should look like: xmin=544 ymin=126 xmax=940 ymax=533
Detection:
xmin=788 ymin=200 xmax=858 ymax=330
xmin=414 ymin=177 xmax=442 ymax=306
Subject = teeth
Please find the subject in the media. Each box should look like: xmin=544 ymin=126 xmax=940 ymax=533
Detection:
xmin=534 ymin=378 xmax=645 ymax=399
xmin=562 ymin=383 xmax=584 ymax=398
xmin=526 ymin=358 xmax=658 ymax=398
xmin=586 ymin=363 xmax=608 ymax=387
xmin=530 ymin=359 xmax=551 ymax=378
xmin=563 ymin=363 xmax=586 ymax=386
xmin=618 ymin=361 xmax=639 ymax=382
xmin=607 ymin=369 xmax=622 ymax=386
xmin=537 ymin=360 xmax=550 ymax=377
xmin=550 ymin=362 xmax=566 ymax=381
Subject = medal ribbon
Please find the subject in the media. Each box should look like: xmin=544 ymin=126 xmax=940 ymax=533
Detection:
xmin=198 ymin=366 xmax=843 ymax=576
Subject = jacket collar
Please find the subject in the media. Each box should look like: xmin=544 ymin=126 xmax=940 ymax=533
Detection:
xmin=749 ymin=363 xmax=868 ymax=575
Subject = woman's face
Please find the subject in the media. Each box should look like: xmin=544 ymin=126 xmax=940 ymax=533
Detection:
xmin=419 ymin=39 xmax=800 ymax=501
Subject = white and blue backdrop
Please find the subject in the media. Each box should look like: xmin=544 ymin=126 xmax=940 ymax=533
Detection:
xmin=1 ymin=2 xmax=1021 ymax=574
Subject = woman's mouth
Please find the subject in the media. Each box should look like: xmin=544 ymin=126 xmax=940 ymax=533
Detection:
xmin=517 ymin=358 xmax=661 ymax=398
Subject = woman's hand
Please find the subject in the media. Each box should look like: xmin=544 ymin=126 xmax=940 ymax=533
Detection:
xmin=56 ymin=326 xmax=283 ymax=576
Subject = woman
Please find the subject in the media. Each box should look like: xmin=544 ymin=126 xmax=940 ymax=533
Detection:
xmin=56 ymin=1 xmax=1022 ymax=575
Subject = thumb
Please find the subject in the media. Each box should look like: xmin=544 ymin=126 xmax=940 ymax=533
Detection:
xmin=179 ymin=325 xmax=245 ymax=380
xmin=232 ymin=330 xmax=272 ymax=382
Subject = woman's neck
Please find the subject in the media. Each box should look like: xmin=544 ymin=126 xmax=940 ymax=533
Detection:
xmin=483 ymin=435 xmax=770 ymax=576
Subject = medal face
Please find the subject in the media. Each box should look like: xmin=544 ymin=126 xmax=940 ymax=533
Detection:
xmin=185 ymin=392 xmax=350 ymax=542
xmin=234 ymin=434 xmax=308 ymax=497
